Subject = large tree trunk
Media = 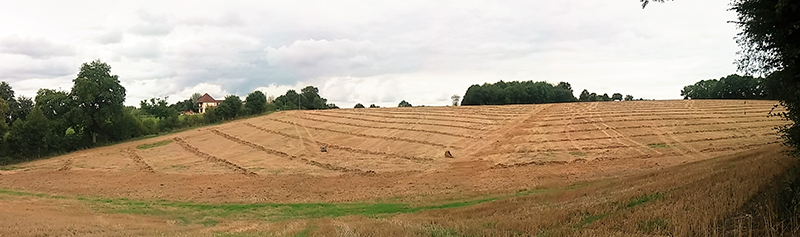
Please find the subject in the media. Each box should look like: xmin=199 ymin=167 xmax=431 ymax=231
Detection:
xmin=92 ymin=132 xmax=96 ymax=144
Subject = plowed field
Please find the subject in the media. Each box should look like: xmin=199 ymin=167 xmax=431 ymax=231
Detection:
xmin=0 ymin=100 xmax=793 ymax=236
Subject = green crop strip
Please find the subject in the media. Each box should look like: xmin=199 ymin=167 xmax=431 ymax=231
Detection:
xmin=136 ymin=140 xmax=172 ymax=149
xmin=0 ymin=181 xmax=609 ymax=226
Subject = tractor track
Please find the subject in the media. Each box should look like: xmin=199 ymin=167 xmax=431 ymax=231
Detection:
xmin=208 ymin=129 xmax=368 ymax=174
xmin=295 ymin=115 xmax=478 ymax=139
xmin=308 ymin=112 xmax=487 ymax=131
xmin=173 ymin=137 xmax=257 ymax=176
xmin=244 ymin=123 xmax=433 ymax=162
xmin=267 ymin=118 xmax=455 ymax=148
xmin=124 ymin=148 xmax=155 ymax=173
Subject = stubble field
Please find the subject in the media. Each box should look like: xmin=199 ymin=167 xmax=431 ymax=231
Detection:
xmin=0 ymin=99 xmax=794 ymax=236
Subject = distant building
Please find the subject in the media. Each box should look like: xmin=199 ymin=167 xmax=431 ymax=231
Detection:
xmin=197 ymin=93 xmax=223 ymax=113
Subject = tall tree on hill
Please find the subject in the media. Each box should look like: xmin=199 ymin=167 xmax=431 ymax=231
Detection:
xmin=216 ymin=95 xmax=242 ymax=120
xmin=601 ymin=93 xmax=611 ymax=101
xmin=451 ymin=94 xmax=461 ymax=106
xmin=274 ymin=90 xmax=305 ymax=110
xmin=579 ymin=89 xmax=591 ymax=102
xmin=245 ymin=90 xmax=267 ymax=115
xmin=398 ymin=100 xmax=412 ymax=107
xmin=67 ymin=60 xmax=126 ymax=144
xmin=612 ymin=93 xmax=623 ymax=101
xmin=300 ymin=86 xmax=328 ymax=109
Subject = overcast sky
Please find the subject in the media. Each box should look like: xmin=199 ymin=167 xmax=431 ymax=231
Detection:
xmin=0 ymin=0 xmax=740 ymax=107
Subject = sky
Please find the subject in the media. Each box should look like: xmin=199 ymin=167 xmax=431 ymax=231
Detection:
xmin=0 ymin=0 xmax=741 ymax=108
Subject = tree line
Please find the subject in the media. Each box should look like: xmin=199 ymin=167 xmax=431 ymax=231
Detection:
xmin=680 ymin=74 xmax=776 ymax=100
xmin=0 ymin=60 xmax=335 ymax=165
xmin=458 ymin=80 xmax=639 ymax=105
xmin=460 ymin=80 xmax=577 ymax=105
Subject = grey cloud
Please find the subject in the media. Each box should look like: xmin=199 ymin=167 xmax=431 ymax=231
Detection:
xmin=0 ymin=35 xmax=76 ymax=59
xmin=121 ymin=40 xmax=163 ymax=59
xmin=95 ymin=30 xmax=124 ymax=44
xmin=165 ymin=37 xmax=284 ymax=95
xmin=129 ymin=10 xmax=175 ymax=36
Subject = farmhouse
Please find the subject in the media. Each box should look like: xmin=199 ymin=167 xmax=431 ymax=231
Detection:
xmin=197 ymin=93 xmax=223 ymax=113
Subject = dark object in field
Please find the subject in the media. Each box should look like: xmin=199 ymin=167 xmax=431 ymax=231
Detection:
xmin=444 ymin=151 xmax=453 ymax=158
xmin=320 ymin=146 xmax=327 ymax=152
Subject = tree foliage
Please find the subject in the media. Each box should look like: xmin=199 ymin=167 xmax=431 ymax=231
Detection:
xmin=274 ymin=86 xmax=334 ymax=110
xmin=245 ymin=90 xmax=267 ymax=115
xmin=461 ymin=80 xmax=576 ymax=106
xmin=354 ymin=103 xmax=365 ymax=108
xmin=612 ymin=93 xmax=623 ymax=101
xmin=398 ymin=100 xmax=412 ymax=107
xmin=140 ymin=97 xmax=177 ymax=119
xmin=68 ymin=60 xmax=126 ymax=144
xmin=624 ymin=95 xmax=634 ymax=101
xmin=730 ymin=0 xmax=800 ymax=155
xmin=579 ymin=89 xmax=625 ymax=102
xmin=680 ymin=74 xmax=771 ymax=99
xmin=451 ymin=95 xmax=461 ymax=106
xmin=0 ymin=98 xmax=8 ymax=135
xmin=216 ymin=95 xmax=242 ymax=120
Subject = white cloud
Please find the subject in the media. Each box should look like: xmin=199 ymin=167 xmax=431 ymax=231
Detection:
xmin=129 ymin=10 xmax=175 ymax=36
xmin=95 ymin=30 xmax=124 ymax=44
xmin=0 ymin=35 xmax=76 ymax=59
xmin=0 ymin=0 xmax=741 ymax=107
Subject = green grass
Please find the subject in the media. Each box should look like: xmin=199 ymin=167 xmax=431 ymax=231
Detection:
xmin=568 ymin=151 xmax=586 ymax=156
xmin=648 ymin=143 xmax=668 ymax=148
xmin=0 ymin=166 xmax=23 ymax=171
xmin=578 ymin=213 xmax=609 ymax=227
xmin=136 ymin=140 xmax=172 ymax=149
xmin=626 ymin=192 xmax=663 ymax=208
xmin=0 ymin=180 xmax=619 ymax=228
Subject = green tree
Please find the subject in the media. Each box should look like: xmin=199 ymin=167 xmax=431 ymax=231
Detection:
xmin=731 ymin=0 xmax=800 ymax=154
xmin=140 ymin=97 xmax=177 ymax=119
xmin=216 ymin=95 xmax=242 ymax=120
xmin=67 ymin=60 xmax=126 ymax=144
xmin=203 ymin=107 xmax=221 ymax=123
xmin=579 ymin=89 xmax=591 ymax=102
xmin=369 ymin=104 xmax=380 ymax=108
xmin=624 ymin=95 xmax=634 ymax=101
xmin=354 ymin=103 xmax=365 ymax=108
xmin=300 ymin=86 xmax=328 ymax=109
xmin=13 ymin=96 xmax=33 ymax=123
xmin=0 ymin=97 xmax=8 ymax=135
xmin=601 ymin=93 xmax=611 ymax=101
xmin=398 ymin=100 xmax=412 ymax=107
xmin=245 ymin=90 xmax=267 ymax=115
xmin=35 ymin=89 xmax=71 ymax=120
xmin=6 ymin=107 xmax=49 ymax=158
xmin=612 ymin=93 xmax=623 ymax=101
xmin=588 ymin=93 xmax=598 ymax=101
xmin=274 ymin=90 xmax=304 ymax=110
xmin=0 ymin=82 xmax=18 ymax=124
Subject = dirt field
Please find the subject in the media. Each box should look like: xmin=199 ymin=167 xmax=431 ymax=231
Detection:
xmin=0 ymin=99 xmax=793 ymax=236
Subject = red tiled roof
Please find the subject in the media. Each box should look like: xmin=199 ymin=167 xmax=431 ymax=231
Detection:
xmin=197 ymin=93 xmax=217 ymax=103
